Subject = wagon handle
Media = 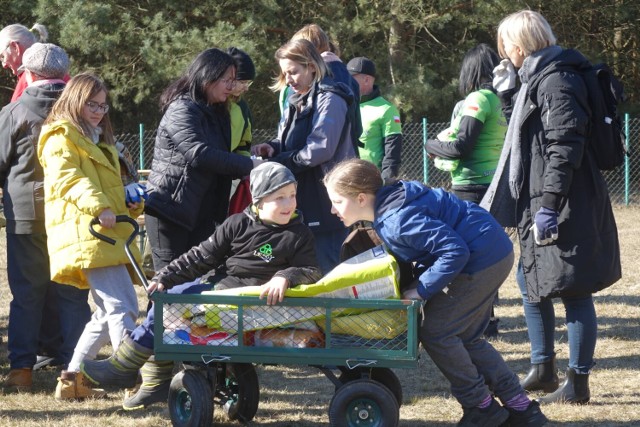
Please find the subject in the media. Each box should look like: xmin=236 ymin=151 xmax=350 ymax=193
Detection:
xmin=89 ymin=215 xmax=151 ymax=295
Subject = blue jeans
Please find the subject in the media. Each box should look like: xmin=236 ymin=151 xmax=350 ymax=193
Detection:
xmin=6 ymin=233 xmax=90 ymax=369
xmin=55 ymin=284 xmax=91 ymax=367
xmin=130 ymin=280 xmax=213 ymax=350
xmin=516 ymin=260 xmax=597 ymax=373
xmin=313 ymin=227 xmax=348 ymax=275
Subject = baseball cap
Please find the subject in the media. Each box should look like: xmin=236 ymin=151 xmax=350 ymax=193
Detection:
xmin=347 ymin=57 xmax=376 ymax=77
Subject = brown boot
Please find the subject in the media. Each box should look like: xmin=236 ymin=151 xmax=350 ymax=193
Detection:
xmin=3 ymin=368 xmax=32 ymax=393
xmin=55 ymin=370 xmax=108 ymax=400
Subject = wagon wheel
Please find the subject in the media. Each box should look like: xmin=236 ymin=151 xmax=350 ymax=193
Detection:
xmin=338 ymin=367 xmax=403 ymax=406
xmin=168 ymin=370 xmax=214 ymax=427
xmin=217 ymin=362 xmax=260 ymax=422
xmin=329 ymin=379 xmax=399 ymax=427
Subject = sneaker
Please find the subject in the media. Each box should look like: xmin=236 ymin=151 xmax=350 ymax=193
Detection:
xmin=458 ymin=399 xmax=509 ymax=426
xmin=2 ymin=368 xmax=32 ymax=393
xmin=503 ymin=401 xmax=548 ymax=427
xmin=55 ymin=371 xmax=108 ymax=400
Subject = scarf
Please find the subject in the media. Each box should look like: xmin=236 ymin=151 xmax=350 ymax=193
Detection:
xmin=480 ymin=45 xmax=563 ymax=227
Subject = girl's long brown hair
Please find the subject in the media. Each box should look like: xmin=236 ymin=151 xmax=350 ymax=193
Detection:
xmin=45 ymin=73 xmax=115 ymax=145
xmin=323 ymin=158 xmax=384 ymax=198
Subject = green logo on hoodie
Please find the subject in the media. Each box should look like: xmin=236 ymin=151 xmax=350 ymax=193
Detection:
xmin=254 ymin=243 xmax=274 ymax=263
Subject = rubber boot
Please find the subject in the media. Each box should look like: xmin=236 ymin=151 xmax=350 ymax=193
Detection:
xmin=520 ymin=356 xmax=559 ymax=393
xmin=80 ymin=334 xmax=153 ymax=388
xmin=536 ymin=368 xmax=590 ymax=404
xmin=55 ymin=371 xmax=107 ymax=400
xmin=122 ymin=358 xmax=174 ymax=410
xmin=3 ymin=368 xmax=32 ymax=393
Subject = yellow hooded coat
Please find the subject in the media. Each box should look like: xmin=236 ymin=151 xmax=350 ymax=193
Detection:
xmin=38 ymin=120 xmax=143 ymax=289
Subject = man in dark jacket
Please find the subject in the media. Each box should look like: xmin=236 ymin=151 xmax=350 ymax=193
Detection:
xmin=0 ymin=43 xmax=90 ymax=392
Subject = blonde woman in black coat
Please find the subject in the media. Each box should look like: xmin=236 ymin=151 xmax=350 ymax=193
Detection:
xmin=482 ymin=10 xmax=621 ymax=405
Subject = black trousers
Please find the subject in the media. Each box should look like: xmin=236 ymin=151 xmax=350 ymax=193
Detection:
xmin=144 ymin=214 xmax=215 ymax=271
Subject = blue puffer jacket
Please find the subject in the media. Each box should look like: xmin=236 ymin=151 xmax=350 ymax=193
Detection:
xmin=373 ymin=181 xmax=512 ymax=300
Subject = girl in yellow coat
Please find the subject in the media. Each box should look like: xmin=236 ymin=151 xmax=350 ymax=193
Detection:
xmin=38 ymin=73 xmax=143 ymax=400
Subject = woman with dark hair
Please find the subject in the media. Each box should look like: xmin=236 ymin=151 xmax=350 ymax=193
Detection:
xmin=427 ymin=44 xmax=508 ymax=339
xmin=252 ymin=39 xmax=356 ymax=274
xmin=145 ymin=48 xmax=261 ymax=270
xmin=425 ymin=43 xmax=507 ymax=204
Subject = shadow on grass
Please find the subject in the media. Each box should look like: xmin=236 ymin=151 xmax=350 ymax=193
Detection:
xmin=494 ymin=294 xmax=640 ymax=308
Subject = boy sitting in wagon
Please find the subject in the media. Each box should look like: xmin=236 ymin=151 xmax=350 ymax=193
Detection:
xmin=81 ymin=162 xmax=322 ymax=409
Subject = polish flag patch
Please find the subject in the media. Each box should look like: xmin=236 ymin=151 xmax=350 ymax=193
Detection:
xmin=465 ymin=102 xmax=480 ymax=112
xmin=393 ymin=116 xmax=401 ymax=123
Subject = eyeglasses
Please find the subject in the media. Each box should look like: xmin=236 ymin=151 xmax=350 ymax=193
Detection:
xmin=85 ymin=100 xmax=110 ymax=114
xmin=220 ymin=77 xmax=237 ymax=89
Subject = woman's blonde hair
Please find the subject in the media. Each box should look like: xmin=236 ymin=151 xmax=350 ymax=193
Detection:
xmin=323 ymin=159 xmax=383 ymax=198
xmin=291 ymin=24 xmax=332 ymax=54
xmin=497 ymin=10 xmax=556 ymax=58
xmin=46 ymin=73 xmax=115 ymax=145
xmin=270 ymin=39 xmax=328 ymax=92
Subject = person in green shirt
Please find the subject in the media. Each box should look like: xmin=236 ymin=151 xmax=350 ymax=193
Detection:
xmin=425 ymin=44 xmax=507 ymax=204
xmin=227 ymin=47 xmax=255 ymax=158
xmin=347 ymin=57 xmax=402 ymax=184
xmin=426 ymin=44 xmax=508 ymax=340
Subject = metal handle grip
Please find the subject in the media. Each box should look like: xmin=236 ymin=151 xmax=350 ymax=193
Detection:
xmin=89 ymin=215 xmax=150 ymax=295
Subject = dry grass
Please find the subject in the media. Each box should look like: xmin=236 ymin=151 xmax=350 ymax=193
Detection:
xmin=1 ymin=207 xmax=639 ymax=426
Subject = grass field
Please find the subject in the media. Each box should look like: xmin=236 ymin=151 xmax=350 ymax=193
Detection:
xmin=0 ymin=207 xmax=639 ymax=426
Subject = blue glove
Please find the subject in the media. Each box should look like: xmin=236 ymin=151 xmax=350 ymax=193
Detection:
xmin=124 ymin=183 xmax=147 ymax=204
xmin=531 ymin=207 xmax=559 ymax=245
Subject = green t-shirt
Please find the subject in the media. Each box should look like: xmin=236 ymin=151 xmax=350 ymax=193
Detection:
xmin=358 ymin=96 xmax=402 ymax=169
xmin=230 ymin=101 xmax=252 ymax=157
xmin=449 ymin=89 xmax=507 ymax=186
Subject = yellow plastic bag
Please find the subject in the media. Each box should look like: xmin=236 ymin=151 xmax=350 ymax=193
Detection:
xmin=318 ymin=309 xmax=407 ymax=339
xmin=197 ymin=246 xmax=400 ymax=332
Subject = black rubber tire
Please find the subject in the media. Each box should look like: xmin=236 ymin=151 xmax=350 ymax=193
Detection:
xmin=329 ymin=379 xmax=400 ymax=427
xmin=220 ymin=363 xmax=260 ymax=422
xmin=168 ymin=370 xmax=214 ymax=427
xmin=338 ymin=367 xmax=403 ymax=406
